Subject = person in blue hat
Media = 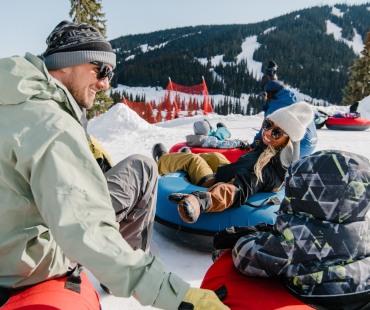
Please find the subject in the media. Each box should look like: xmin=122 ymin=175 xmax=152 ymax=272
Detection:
xmin=259 ymin=60 xmax=278 ymax=92
xmin=253 ymin=80 xmax=318 ymax=158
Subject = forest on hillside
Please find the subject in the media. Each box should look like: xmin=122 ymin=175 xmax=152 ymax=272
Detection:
xmin=109 ymin=3 xmax=370 ymax=106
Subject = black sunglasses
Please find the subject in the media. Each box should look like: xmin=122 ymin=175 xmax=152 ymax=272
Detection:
xmin=262 ymin=119 xmax=288 ymax=140
xmin=90 ymin=61 xmax=114 ymax=82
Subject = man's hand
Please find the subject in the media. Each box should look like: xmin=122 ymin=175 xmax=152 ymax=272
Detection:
xmin=178 ymin=287 xmax=230 ymax=310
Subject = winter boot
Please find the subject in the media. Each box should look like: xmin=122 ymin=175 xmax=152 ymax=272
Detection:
xmin=178 ymin=146 xmax=191 ymax=153
xmin=168 ymin=193 xmax=188 ymax=204
xmin=152 ymin=143 xmax=167 ymax=162
xmin=216 ymin=122 xmax=227 ymax=129
xmin=176 ymin=191 xmax=211 ymax=223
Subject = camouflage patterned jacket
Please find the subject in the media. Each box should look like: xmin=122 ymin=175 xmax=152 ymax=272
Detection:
xmin=232 ymin=150 xmax=370 ymax=304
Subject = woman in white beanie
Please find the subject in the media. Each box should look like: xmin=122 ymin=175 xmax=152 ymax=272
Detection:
xmin=154 ymin=101 xmax=314 ymax=224
xmin=253 ymin=80 xmax=317 ymax=157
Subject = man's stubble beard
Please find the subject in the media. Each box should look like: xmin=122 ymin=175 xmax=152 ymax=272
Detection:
xmin=64 ymin=68 xmax=94 ymax=110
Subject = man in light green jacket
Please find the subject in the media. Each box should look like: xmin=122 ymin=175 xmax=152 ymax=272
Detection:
xmin=0 ymin=20 xmax=228 ymax=310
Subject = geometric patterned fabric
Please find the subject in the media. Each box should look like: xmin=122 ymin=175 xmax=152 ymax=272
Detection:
xmin=232 ymin=150 xmax=370 ymax=300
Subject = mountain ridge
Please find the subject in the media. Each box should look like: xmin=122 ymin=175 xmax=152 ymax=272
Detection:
xmin=109 ymin=3 xmax=370 ymax=105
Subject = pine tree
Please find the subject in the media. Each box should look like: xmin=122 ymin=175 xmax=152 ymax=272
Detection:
xmin=86 ymin=92 xmax=113 ymax=119
xmin=342 ymin=32 xmax=370 ymax=105
xmin=69 ymin=0 xmax=107 ymax=35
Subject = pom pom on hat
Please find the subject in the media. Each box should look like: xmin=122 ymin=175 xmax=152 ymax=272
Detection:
xmin=42 ymin=20 xmax=116 ymax=70
xmin=264 ymin=80 xmax=284 ymax=93
xmin=193 ymin=121 xmax=210 ymax=135
xmin=267 ymin=101 xmax=314 ymax=142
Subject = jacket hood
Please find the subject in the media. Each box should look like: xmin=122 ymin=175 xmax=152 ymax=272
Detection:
xmin=274 ymin=88 xmax=297 ymax=104
xmin=0 ymin=53 xmax=86 ymax=127
xmin=284 ymin=150 xmax=370 ymax=223
xmin=186 ymin=134 xmax=208 ymax=147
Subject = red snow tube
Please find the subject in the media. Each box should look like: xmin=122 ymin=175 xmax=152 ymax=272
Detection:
xmin=169 ymin=142 xmax=248 ymax=163
xmin=1 ymin=272 xmax=100 ymax=310
xmin=325 ymin=117 xmax=370 ymax=131
xmin=201 ymin=250 xmax=313 ymax=310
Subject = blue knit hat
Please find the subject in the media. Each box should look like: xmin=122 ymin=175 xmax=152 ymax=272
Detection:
xmin=42 ymin=20 xmax=116 ymax=70
xmin=264 ymin=80 xmax=284 ymax=93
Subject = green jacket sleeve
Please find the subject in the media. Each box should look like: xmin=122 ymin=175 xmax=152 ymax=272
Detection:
xmin=18 ymin=103 xmax=189 ymax=309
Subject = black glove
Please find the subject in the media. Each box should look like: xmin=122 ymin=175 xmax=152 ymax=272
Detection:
xmin=213 ymin=223 xmax=273 ymax=250
xmin=239 ymin=141 xmax=251 ymax=151
xmin=250 ymin=139 xmax=260 ymax=150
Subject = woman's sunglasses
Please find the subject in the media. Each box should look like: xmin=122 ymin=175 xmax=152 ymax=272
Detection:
xmin=262 ymin=119 xmax=288 ymax=140
xmin=91 ymin=61 xmax=114 ymax=82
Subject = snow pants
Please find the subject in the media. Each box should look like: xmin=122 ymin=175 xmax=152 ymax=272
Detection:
xmin=157 ymin=152 xmax=230 ymax=185
xmin=105 ymin=154 xmax=158 ymax=252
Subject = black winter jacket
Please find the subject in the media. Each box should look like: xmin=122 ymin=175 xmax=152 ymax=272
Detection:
xmin=215 ymin=144 xmax=286 ymax=204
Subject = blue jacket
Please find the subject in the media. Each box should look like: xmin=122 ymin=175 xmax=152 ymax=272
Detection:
xmin=253 ymin=88 xmax=317 ymax=157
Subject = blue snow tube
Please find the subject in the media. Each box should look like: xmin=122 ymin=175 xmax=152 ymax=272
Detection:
xmin=155 ymin=171 xmax=285 ymax=251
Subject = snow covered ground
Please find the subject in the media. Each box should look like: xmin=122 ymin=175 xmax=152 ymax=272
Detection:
xmin=85 ymin=97 xmax=370 ymax=309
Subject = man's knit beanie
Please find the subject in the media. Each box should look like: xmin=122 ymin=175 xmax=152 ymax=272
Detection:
xmin=42 ymin=20 xmax=116 ymax=70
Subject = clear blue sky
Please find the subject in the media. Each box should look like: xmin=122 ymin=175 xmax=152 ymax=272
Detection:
xmin=0 ymin=0 xmax=368 ymax=58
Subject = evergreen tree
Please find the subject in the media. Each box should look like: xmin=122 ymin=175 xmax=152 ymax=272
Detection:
xmin=69 ymin=0 xmax=107 ymax=35
xmin=110 ymin=90 xmax=123 ymax=104
xmin=342 ymin=32 xmax=370 ymax=105
xmin=86 ymin=92 xmax=113 ymax=119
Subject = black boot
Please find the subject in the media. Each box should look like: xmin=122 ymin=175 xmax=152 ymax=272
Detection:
xmin=168 ymin=193 xmax=188 ymax=203
xmin=216 ymin=122 xmax=227 ymax=129
xmin=178 ymin=146 xmax=191 ymax=153
xmin=152 ymin=143 xmax=167 ymax=162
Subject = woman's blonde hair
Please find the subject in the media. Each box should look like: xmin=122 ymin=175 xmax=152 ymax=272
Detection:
xmin=254 ymin=139 xmax=292 ymax=183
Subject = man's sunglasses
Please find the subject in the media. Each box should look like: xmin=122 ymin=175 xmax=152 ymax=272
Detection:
xmin=262 ymin=119 xmax=288 ymax=140
xmin=91 ymin=61 xmax=114 ymax=82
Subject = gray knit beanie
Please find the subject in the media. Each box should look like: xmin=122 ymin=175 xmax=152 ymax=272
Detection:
xmin=42 ymin=20 xmax=116 ymax=70
xmin=193 ymin=121 xmax=210 ymax=135
xmin=267 ymin=101 xmax=314 ymax=167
